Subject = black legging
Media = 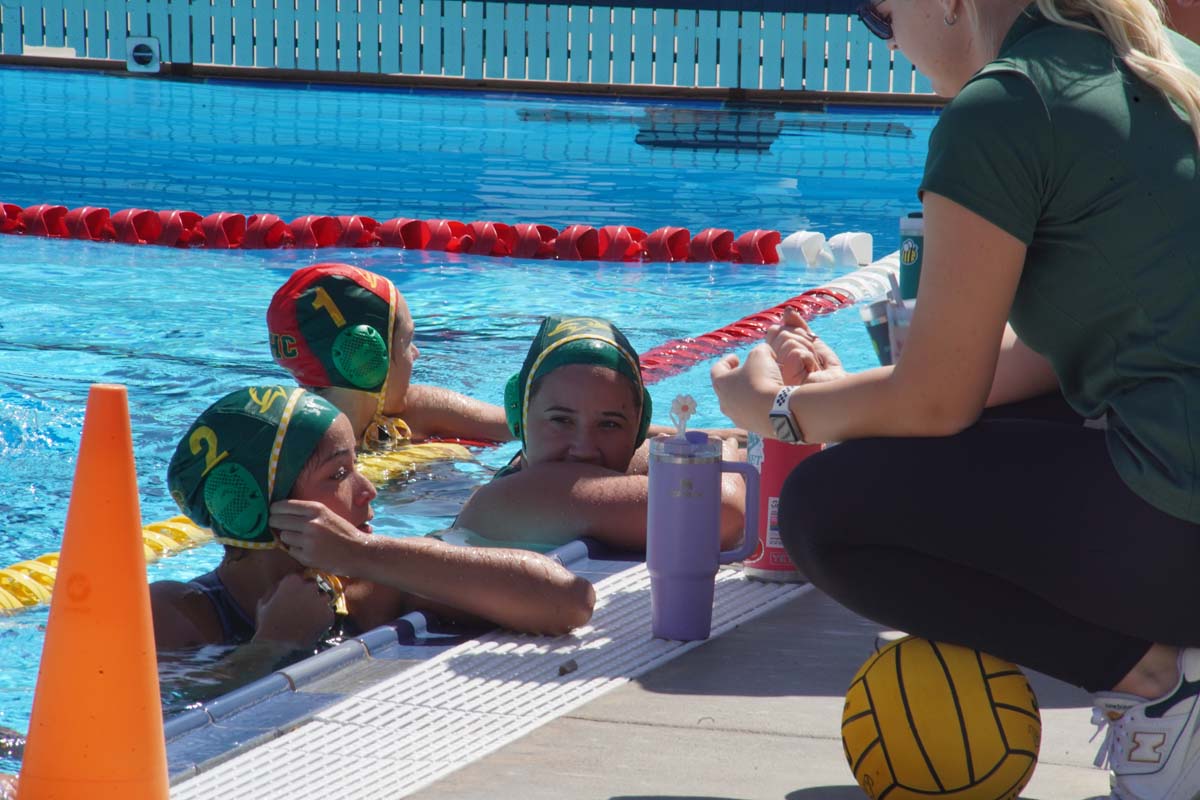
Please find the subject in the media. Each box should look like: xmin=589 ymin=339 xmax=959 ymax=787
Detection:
xmin=779 ymin=396 xmax=1200 ymax=692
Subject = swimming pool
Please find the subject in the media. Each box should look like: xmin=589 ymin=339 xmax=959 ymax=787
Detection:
xmin=0 ymin=64 xmax=935 ymax=770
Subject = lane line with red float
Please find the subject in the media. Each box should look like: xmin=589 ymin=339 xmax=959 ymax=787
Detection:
xmin=0 ymin=200 xmax=881 ymax=267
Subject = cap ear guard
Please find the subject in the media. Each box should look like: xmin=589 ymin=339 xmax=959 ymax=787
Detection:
xmin=331 ymin=324 xmax=390 ymax=390
xmin=636 ymin=389 xmax=653 ymax=447
xmin=504 ymin=373 xmax=522 ymax=438
xmin=203 ymin=461 xmax=269 ymax=542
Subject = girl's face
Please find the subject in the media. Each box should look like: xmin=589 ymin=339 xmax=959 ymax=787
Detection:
xmin=523 ymin=364 xmax=641 ymax=472
xmin=290 ymin=414 xmax=378 ymax=533
xmin=384 ymin=294 xmax=419 ymax=411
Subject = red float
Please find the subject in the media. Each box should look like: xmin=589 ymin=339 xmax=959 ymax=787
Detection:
xmin=111 ymin=209 xmax=163 ymax=245
xmin=336 ymin=215 xmax=381 ymax=248
xmin=598 ymin=225 xmax=647 ymax=262
xmin=465 ymin=221 xmax=517 ymax=257
xmin=157 ymin=210 xmax=202 ymax=247
xmin=289 ymin=215 xmax=341 ymax=248
xmin=243 ymin=214 xmax=293 ymax=249
xmin=200 ymin=212 xmax=246 ymax=249
xmin=643 ymin=226 xmax=690 ymax=262
xmin=378 ymin=218 xmax=431 ymax=249
xmin=1 ymin=203 xmax=24 ymax=234
xmin=512 ymin=223 xmax=557 ymax=258
xmin=733 ymin=229 xmax=782 ymax=265
xmin=554 ymin=224 xmax=600 ymax=261
xmin=687 ymin=228 xmax=734 ymax=262
xmin=20 ymin=204 xmax=68 ymax=238
xmin=425 ymin=219 xmax=470 ymax=252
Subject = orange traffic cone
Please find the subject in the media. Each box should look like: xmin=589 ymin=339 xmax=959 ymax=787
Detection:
xmin=18 ymin=385 xmax=168 ymax=800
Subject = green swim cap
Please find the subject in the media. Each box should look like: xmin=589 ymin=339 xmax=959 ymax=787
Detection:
xmin=167 ymin=386 xmax=341 ymax=548
xmin=504 ymin=315 xmax=652 ymax=448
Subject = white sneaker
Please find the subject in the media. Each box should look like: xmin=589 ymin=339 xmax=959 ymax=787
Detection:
xmin=1092 ymin=647 xmax=1200 ymax=800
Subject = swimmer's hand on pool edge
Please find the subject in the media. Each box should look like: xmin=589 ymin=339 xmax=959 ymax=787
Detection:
xmin=270 ymin=499 xmax=595 ymax=636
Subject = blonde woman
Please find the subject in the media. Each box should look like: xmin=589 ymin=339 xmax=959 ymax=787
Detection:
xmin=711 ymin=0 xmax=1200 ymax=796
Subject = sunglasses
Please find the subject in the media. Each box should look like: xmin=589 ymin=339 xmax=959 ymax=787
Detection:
xmin=856 ymin=0 xmax=893 ymax=40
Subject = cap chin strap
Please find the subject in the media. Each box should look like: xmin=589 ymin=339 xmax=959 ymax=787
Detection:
xmin=362 ymin=404 xmax=413 ymax=451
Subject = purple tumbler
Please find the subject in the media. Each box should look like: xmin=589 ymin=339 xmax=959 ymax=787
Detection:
xmin=646 ymin=431 xmax=760 ymax=641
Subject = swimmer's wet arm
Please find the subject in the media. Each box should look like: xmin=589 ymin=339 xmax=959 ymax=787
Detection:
xmin=344 ymin=536 xmax=594 ymax=635
xmin=400 ymin=384 xmax=513 ymax=443
xmin=456 ymin=463 xmax=651 ymax=549
xmin=455 ymin=462 xmax=746 ymax=551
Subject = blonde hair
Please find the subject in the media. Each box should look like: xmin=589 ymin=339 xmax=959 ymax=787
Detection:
xmin=1037 ymin=0 xmax=1200 ymax=149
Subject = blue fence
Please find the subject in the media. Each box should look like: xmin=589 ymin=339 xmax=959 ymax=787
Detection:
xmin=0 ymin=0 xmax=933 ymax=95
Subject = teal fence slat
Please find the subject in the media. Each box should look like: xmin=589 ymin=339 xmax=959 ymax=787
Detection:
xmin=442 ymin=0 xmax=464 ymax=75
xmin=695 ymin=8 xmax=715 ymax=86
xmin=825 ymin=12 xmax=847 ymax=91
xmin=25 ymin=0 xmax=45 ymax=47
xmin=546 ymin=3 xmax=566 ymax=82
xmin=739 ymin=10 xmax=760 ymax=89
xmin=651 ymin=8 xmax=672 ymax=86
xmin=423 ymin=0 xmax=442 ymax=75
xmin=337 ymin=0 xmax=358 ymax=70
xmin=126 ymin=0 xmax=147 ymax=37
xmin=760 ymin=10 xmax=781 ymax=90
xmin=65 ymin=0 xmax=86 ymax=55
xmin=402 ymin=0 xmax=423 ymax=74
xmin=890 ymin=48 xmax=914 ymax=93
xmin=485 ymin=0 xmax=505 ymax=79
xmin=674 ymin=8 xmax=695 ymax=87
xmin=256 ymin=0 xmax=278 ymax=68
xmin=296 ymin=0 xmax=317 ymax=69
xmin=715 ymin=8 xmax=737 ymax=88
xmin=802 ymin=12 xmax=824 ymax=91
xmin=2 ymin=3 xmax=23 ymax=54
xmin=782 ymin=10 xmax=804 ymax=89
xmin=380 ymin=0 xmax=399 ymax=72
xmin=189 ymin=0 xmax=210 ymax=63
xmin=588 ymin=3 xmax=608 ymax=83
xmin=631 ymin=5 xmax=651 ymax=84
xmin=568 ymin=4 xmax=588 ymax=83
xmin=847 ymin=17 xmax=870 ymax=90
xmin=518 ymin=0 xmax=541 ymax=78
xmin=149 ymin=0 xmax=168 ymax=48
xmin=463 ymin=0 xmax=483 ymax=79
xmin=869 ymin=40 xmax=890 ymax=92
xmin=275 ymin=0 xmax=297 ymax=70
xmin=44 ymin=0 xmax=65 ymax=46
xmin=167 ymin=0 xmax=189 ymax=63
xmin=317 ymin=0 xmax=336 ymax=70
xmin=610 ymin=5 xmax=631 ymax=83
xmin=360 ymin=0 xmax=380 ymax=73
xmin=232 ymin=0 xmax=253 ymax=66
xmin=211 ymin=0 xmax=233 ymax=64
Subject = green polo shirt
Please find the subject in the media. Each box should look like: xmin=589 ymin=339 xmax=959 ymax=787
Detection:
xmin=920 ymin=8 xmax=1200 ymax=522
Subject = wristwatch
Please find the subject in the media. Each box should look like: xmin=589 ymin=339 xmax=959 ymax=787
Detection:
xmin=769 ymin=385 xmax=806 ymax=444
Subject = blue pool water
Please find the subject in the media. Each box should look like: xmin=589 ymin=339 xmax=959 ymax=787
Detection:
xmin=0 ymin=65 xmax=935 ymax=763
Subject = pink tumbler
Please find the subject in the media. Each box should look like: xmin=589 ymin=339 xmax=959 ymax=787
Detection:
xmin=647 ymin=431 xmax=760 ymax=641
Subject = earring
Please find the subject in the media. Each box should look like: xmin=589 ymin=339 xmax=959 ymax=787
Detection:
xmin=944 ymin=11 xmax=958 ymax=25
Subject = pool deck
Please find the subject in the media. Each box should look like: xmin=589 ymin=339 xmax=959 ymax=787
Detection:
xmin=407 ymin=587 xmax=1110 ymax=800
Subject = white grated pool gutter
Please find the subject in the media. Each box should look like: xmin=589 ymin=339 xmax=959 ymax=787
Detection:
xmin=169 ymin=541 xmax=809 ymax=799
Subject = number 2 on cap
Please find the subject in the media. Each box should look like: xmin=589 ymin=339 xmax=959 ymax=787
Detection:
xmin=190 ymin=426 xmax=230 ymax=476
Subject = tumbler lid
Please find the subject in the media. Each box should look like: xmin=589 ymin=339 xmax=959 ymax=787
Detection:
xmin=649 ymin=430 xmax=720 ymax=460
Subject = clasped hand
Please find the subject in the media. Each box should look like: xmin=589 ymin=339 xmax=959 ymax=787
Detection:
xmin=710 ymin=308 xmax=845 ymax=435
